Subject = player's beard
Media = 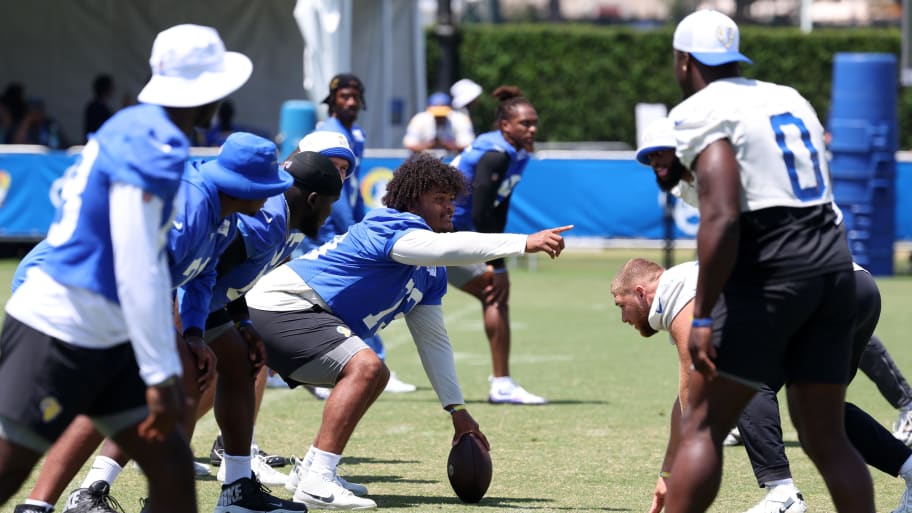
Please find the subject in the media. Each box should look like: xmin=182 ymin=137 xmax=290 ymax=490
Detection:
xmin=655 ymin=159 xmax=687 ymax=193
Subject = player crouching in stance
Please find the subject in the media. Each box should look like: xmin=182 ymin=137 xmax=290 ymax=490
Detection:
xmin=243 ymin=152 xmax=571 ymax=510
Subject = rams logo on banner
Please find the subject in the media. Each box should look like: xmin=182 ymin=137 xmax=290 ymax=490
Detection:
xmin=40 ymin=397 xmax=62 ymax=423
xmin=0 ymin=170 xmax=10 ymax=208
xmin=360 ymin=166 xmax=395 ymax=210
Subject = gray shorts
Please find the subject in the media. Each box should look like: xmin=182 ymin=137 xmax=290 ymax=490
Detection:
xmin=248 ymin=307 xmax=371 ymax=388
xmin=446 ymin=263 xmax=488 ymax=288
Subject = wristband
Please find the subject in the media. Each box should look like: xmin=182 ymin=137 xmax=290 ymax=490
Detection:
xmin=658 ymin=471 xmax=671 ymax=479
xmin=691 ymin=317 xmax=713 ymax=328
xmin=446 ymin=404 xmax=467 ymax=415
xmin=237 ymin=319 xmax=253 ymax=329
xmin=492 ymin=267 xmax=508 ymax=275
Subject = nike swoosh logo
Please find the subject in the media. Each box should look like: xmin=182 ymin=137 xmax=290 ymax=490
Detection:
xmin=173 ymin=220 xmax=184 ymax=230
xmin=656 ymin=298 xmax=664 ymax=314
xmin=674 ymin=119 xmax=684 ymax=127
xmin=302 ymin=491 xmax=334 ymax=503
xmin=264 ymin=214 xmax=274 ymax=224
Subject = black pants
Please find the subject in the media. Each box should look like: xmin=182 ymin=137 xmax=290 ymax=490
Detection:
xmin=859 ymin=335 xmax=912 ymax=410
xmin=738 ymin=269 xmax=912 ymax=486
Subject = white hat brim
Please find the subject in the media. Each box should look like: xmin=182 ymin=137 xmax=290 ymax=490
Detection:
xmin=138 ymin=52 xmax=253 ymax=108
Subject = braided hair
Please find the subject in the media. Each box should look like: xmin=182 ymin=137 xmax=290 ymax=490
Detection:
xmin=492 ymin=85 xmax=532 ymax=126
xmin=383 ymin=152 xmax=467 ymax=212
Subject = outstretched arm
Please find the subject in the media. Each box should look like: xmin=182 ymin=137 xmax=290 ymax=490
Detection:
xmin=389 ymin=225 xmax=573 ymax=267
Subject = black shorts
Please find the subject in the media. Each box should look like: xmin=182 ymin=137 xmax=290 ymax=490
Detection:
xmin=0 ymin=316 xmax=146 ymax=451
xmin=711 ymin=269 xmax=856 ymax=389
xmin=848 ymin=269 xmax=882 ymax=380
xmin=249 ymin=307 xmax=370 ymax=388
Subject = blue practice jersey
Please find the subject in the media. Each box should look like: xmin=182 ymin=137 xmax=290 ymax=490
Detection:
xmin=288 ymin=208 xmax=448 ymax=338
xmin=452 ymin=130 xmax=530 ymax=231
xmin=169 ymin=162 xmax=239 ymax=331
xmin=208 ymin=194 xmax=303 ymax=312
xmin=40 ymin=104 xmax=186 ymax=304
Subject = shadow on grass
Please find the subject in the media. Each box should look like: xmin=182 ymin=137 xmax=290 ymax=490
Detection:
xmin=338 ymin=473 xmax=436 ymax=485
xmin=342 ymin=455 xmax=420 ymax=465
xmin=372 ymin=494 xmax=629 ymax=510
xmin=463 ymin=399 xmax=612 ymax=406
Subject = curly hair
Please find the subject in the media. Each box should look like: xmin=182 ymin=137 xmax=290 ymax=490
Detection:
xmin=492 ymin=85 xmax=533 ymax=125
xmin=383 ymin=152 xmax=467 ymax=212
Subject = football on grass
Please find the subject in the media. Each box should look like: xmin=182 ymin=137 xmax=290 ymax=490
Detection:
xmin=447 ymin=433 xmax=492 ymax=503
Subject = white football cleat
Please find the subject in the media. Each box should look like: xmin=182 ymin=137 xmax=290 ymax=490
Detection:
xmin=384 ymin=372 xmax=417 ymax=393
xmin=743 ymin=484 xmax=807 ymax=513
xmin=293 ymin=472 xmax=377 ymax=510
xmin=723 ymin=427 xmax=743 ymax=446
xmin=286 ymin=457 xmax=368 ymax=496
xmin=488 ymin=379 xmax=547 ymax=405
xmin=217 ymin=452 xmax=289 ymax=488
xmin=894 ymin=408 xmax=912 ymax=446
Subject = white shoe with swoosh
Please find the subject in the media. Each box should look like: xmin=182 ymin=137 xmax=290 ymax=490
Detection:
xmin=293 ymin=472 xmax=376 ymax=510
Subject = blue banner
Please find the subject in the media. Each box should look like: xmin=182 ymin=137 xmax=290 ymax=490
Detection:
xmin=2 ymin=148 xmax=911 ymax=244
xmin=0 ymin=151 xmax=75 ymax=239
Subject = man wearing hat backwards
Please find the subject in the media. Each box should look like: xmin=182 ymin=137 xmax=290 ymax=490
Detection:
xmin=637 ymin=117 xmax=912 ymax=513
xmin=309 ymin=74 xmax=418 ymax=396
xmin=663 ymin=9 xmax=872 ymax=512
xmin=402 ymin=92 xmax=474 ymax=154
xmin=0 ymin=24 xmax=252 ymax=513
xmin=9 ymin=134 xmax=307 ymax=513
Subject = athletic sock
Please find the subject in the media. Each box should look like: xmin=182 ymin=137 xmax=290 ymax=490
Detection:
xmin=900 ymin=454 xmax=912 ymax=480
xmin=23 ymin=500 xmax=54 ymax=512
xmin=80 ymin=455 xmax=122 ymax=488
xmin=309 ymin=446 xmax=341 ymax=480
xmin=490 ymin=376 xmax=513 ymax=389
xmin=223 ymin=452 xmax=253 ymax=485
xmin=764 ymin=478 xmax=794 ymax=488
xmin=302 ymin=445 xmax=317 ymax=472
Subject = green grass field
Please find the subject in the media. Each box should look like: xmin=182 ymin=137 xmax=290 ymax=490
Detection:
xmin=2 ymin=250 xmax=912 ymax=513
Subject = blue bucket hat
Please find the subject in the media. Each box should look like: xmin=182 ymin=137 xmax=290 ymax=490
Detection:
xmin=202 ymin=132 xmax=294 ymax=199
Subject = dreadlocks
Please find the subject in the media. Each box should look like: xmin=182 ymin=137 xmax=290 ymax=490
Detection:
xmin=492 ymin=85 xmax=532 ymax=125
xmin=383 ymin=152 xmax=467 ymax=212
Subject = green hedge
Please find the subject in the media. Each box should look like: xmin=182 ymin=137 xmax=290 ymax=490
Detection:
xmin=428 ymin=24 xmax=910 ymax=148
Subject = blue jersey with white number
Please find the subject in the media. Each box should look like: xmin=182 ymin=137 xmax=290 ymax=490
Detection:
xmin=40 ymin=104 xmax=186 ymax=303
xmin=287 ymin=208 xmax=447 ymax=338
xmin=169 ymin=163 xmax=239 ymax=330
xmin=452 ymin=130 xmax=530 ymax=230
xmin=208 ymin=194 xmax=303 ymax=312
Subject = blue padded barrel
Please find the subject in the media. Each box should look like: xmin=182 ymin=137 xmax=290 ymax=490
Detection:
xmin=828 ymin=53 xmax=897 ymax=275
xmin=277 ymin=100 xmax=317 ymax=159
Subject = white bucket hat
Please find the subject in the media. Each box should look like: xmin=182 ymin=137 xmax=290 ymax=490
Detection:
xmin=450 ymin=79 xmax=483 ymax=109
xmin=138 ymin=24 xmax=253 ymax=108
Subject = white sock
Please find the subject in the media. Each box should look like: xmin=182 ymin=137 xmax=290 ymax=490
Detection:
xmin=223 ymin=452 xmax=252 ymax=485
xmin=491 ymin=376 xmax=513 ymax=389
xmin=23 ymin=500 xmax=54 ymax=512
xmin=764 ymin=478 xmax=794 ymax=489
xmin=308 ymin=446 xmax=341 ymax=480
xmin=80 ymin=455 xmax=122 ymax=488
xmin=900 ymin=454 xmax=912 ymax=480
xmin=302 ymin=445 xmax=318 ymax=472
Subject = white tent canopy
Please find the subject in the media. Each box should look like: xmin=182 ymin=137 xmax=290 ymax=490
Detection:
xmin=1 ymin=0 xmax=425 ymax=149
